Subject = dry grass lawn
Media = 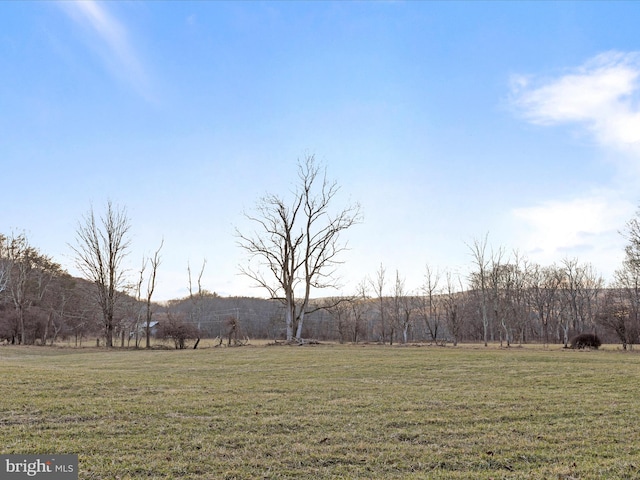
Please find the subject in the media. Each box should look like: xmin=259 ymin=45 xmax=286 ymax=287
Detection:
xmin=1 ymin=343 xmax=640 ymax=479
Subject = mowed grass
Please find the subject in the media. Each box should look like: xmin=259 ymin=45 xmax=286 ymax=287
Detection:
xmin=2 ymin=344 xmax=640 ymax=479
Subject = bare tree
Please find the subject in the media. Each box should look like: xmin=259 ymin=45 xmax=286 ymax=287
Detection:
xmin=420 ymin=264 xmax=441 ymax=343
xmin=613 ymin=208 xmax=640 ymax=347
xmin=487 ymin=247 xmax=513 ymax=347
xmin=489 ymin=250 xmax=527 ymax=345
xmin=159 ymin=310 xmax=198 ymax=349
xmin=43 ymin=273 xmax=77 ymax=346
xmin=143 ymin=240 xmax=163 ymax=348
xmin=614 ymin=263 xmax=640 ymax=348
xmin=442 ymin=271 xmax=463 ymax=346
xmin=131 ymin=259 xmax=147 ymax=347
xmin=621 ymin=206 xmax=640 ymax=268
xmin=526 ymin=263 xmax=562 ymax=346
xmin=6 ymin=233 xmax=32 ymax=344
xmin=598 ymin=289 xmax=635 ymax=349
xmin=560 ymin=257 xmax=583 ymax=339
xmin=3 ymin=233 xmax=59 ymax=344
xmin=506 ymin=251 xmax=530 ymax=345
xmin=321 ymin=296 xmax=353 ymax=343
xmin=350 ymin=280 xmax=369 ymax=343
xmin=576 ymin=263 xmax=603 ymax=334
xmin=370 ymin=263 xmax=388 ymax=343
xmin=0 ymin=234 xmax=9 ymax=296
xmin=237 ymin=155 xmax=361 ymax=342
xmin=187 ymin=259 xmax=207 ymax=340
xmin=64 ymin=281 xmax=96 ymax=347
xmin=71 ymin=201 xmax=131 ymax=348
xmin=468 ymin=234 xmax=491 ymax=346
xmin=323 ymin=281 xmax=369 ymax=343
xmin=489 ymin=249 xmax=525 ymax=347
xmin=554 ymin=258 xmax=603 ymax=347
xmin=391 ymin=270 xmax=414 ymax=344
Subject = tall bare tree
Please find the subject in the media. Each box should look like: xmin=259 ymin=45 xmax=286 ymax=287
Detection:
xmin=487 ymin=247 xmax=512 ymax=347
xmin=237 ymin=155 xmax=361 ymax=342
xmin=613 ymin=207 xmax=640 ymax=345
xmin=133 ymin=240 xmax=163 ymax=348
xmin=5 ymin=233 xmax=31 ymax=344
xmin=508 ymin=251 xmax=531 ymax=344
xmin=370 ymin=263 xmax=388 ymax=343
xmin=350 ymin=280 xmax=369 ymax=343
xmin=555 ymin=258 xmax=603 ymax=346
xmin=71 ymin=201 xmax=131 ymax=347
xmin=420 ymin=263 xmax=441 ymax=343
xmin=468 ymin=234 xmax=491 ymax=346
xmin=143 ymin=240 xmax=163 ymax=348
xmin=187 ymin=259 xmax=207 ymax=332
xmin=391 ymin=270 xmax=414 ymax=344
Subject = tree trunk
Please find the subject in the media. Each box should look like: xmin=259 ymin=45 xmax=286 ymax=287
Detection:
xmin=295 ymin=310 xmax=306 ymax=340
xmin=482 ymin=303 xmax=488 ymax=347
xmin=105 ymin=324 xmax=113 ymax=347
xmin=18 ymin=305 xmax=25 ymax=345
xmin=42 ymin=312 xmax=52 ymax=345
xmin=562 ymin=323 xmax=569 ymax=347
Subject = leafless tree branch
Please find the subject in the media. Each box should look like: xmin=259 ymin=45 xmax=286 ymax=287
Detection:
xmin=236 ymin=155 xmax=362 ymax=341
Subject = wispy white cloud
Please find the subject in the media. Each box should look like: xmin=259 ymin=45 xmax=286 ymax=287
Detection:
xmin=509 ymin=52 xmax=640 ymax=277
xmin=511 ymin=51 xmax=640 ymax=154
xmin=512 ymin=192 xmax=632 ymax=265
xmin=58 ymin=0 xmax=153 ymax=101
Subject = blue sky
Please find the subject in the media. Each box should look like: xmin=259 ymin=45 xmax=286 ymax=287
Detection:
xmin=3 ymin=1 xmax=640 ymax=300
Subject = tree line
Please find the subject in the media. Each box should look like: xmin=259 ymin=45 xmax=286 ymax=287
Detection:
xmin=1 ymin=156 xmax=640 ymax=348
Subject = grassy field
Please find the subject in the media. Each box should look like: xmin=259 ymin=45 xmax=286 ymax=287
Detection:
xmin=2 ymin=343 xmax=640 ymax=479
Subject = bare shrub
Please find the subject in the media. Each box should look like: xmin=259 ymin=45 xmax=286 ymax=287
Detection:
xmin=569 ymin=333 xmax=602 ymax=349
xmin=157 ymin=312 xmax=199 ymax=349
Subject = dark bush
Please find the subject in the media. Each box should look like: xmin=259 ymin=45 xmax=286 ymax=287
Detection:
xmin=569 ymin=333 xmax=602 ymax=349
